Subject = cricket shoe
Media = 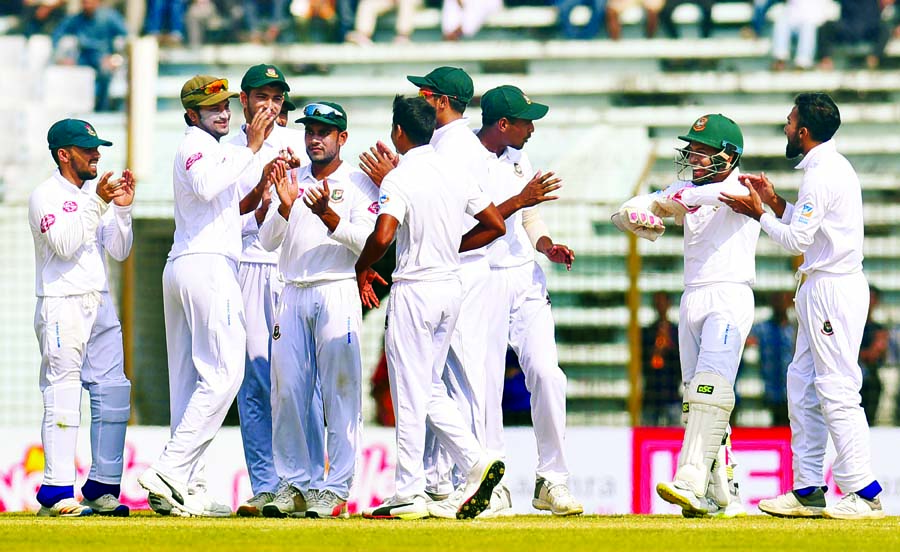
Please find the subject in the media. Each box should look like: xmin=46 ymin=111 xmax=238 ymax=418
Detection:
xmin=822 ymin=493 xmax=885 ymax=520
xmin=363 ymin=494 xmax=429 ymax=520
xmin=237 ymin=491 xmax=275 ymax=517
xmin=682 ymin=497 xmax=746 ymax=519
xmin=81 ymin=494 xmax=130 ymax=517
xmin=456 ymin=457 xmax=505 ymax=520
xmin=656 ymin=481 xmax=708 ymax=516
xmin=477 ymin=484 xmax=515 ymax=519
xmin=262 ymin=484 xmax=307 ymax=518
xmin=758 ymin=488 xmax=826 ymax=518
xmin=37 ymin=497 xmax=93 ymax=517
xmin=533 ymin=478 xmax=583 ymax=516
xmin=139 ymin=468 xmax=230 ymax=517
xmin=147 ymin=493 xmax=173 ymax=516
xmin=187 ymin=490 xmax=232 ymax=517
xmin=427 ymin=487 xmax=467 ymax=519
xmin=306 ymin=489 xmax=349 ymax=519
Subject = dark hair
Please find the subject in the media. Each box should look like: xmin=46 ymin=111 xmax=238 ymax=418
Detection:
xmin=794 ymin=92 xmax=841 ymax=143
xmin=448 ymin=96 xmax=467 ymax=115
xmin=392 ymin=95 xmax=435 ymax=146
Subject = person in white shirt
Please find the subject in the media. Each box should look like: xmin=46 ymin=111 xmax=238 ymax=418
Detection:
xmin=613 ymin=113 xmax=759 ymax=518
xmin=227 ymin=64 xmax=312 ymax=518
xmin=473 ymin=85 xmax=582 ymax=517
xmin=770 ymin=0 xmax=829 ymax=71
xmin=723 ymin=92 xmax=885 ymax=520
xmin=138 ymin=75 xmax=279 ymax=517
xmin=29 ymin=118 xmax=134 ymax=518
xmin=258 ymin=101 xmax=378 ymax=519
xmin=354 ymin=95 xmax=506 ymax=520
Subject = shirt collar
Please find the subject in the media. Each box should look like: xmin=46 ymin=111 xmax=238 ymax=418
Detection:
xmin=431 ymin=118 xmax=470 ymax=146
xmin=297 ymin=160 xmax=349 ymax=184
xmin=795 ymin=140 xmax=836 ymax=170
xmin=399 ymin=144 xmax=434 ymax=165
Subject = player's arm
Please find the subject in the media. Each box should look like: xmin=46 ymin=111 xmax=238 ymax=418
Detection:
xmin=185 ymin=142 xmax=257 ymax=203
xmin=258 ymin=163 xmax=295 ymax=251
xmin=355 ymin=214 xmax=398 ymax=308
xmin=460 ymin=203 xmax=506 ymax=252
xmin=758 ymin=184 xmax=824 ymax=256
xmin=325 ymin=178 xmax=380 ymax=256
xmin=523 ymin=209 xmax=575 ymax=270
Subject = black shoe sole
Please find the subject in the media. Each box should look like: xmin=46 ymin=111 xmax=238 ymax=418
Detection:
xmin=457 ymin=461 xmax=505 ymax=520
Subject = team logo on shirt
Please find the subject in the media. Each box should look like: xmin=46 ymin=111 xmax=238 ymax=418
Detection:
xmin=821 ymin=320 xmax=834 ymax=336
xmin=379 ymin=193 xmax=390 ymax=206
xmin=692 ymin=117 xmax=708 ymax=132
xmin=185 ymin=151 xmax=203 ymax=171
xmin=368 ymin=201 xmax=380 ymax=214
xmin=273 ymin=324 xmax=281 ymax=340
xmin=62 ymin=201 xmax=78 ymax=213
xmin=513 ymin=162 xmax=523 ymax=177
xmin=40 ymin=214 xmax=56 ymax=233
xmin=330 ymin=188 xmax=344 ymax=203
xmin=798 ymin=202 xmax=814 ymax=225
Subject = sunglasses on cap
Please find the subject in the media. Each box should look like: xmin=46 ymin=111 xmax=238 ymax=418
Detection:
xmin=303 ymin=103 xmax=346 ymax=119
xmin=189 ymin=78 xmax=229 ymax=96
xmin=418 ymin=88 xmax=459 ymax=101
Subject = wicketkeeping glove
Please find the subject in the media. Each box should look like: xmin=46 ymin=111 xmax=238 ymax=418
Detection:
xmin=611 ymin=207 xmax=666 ymax=242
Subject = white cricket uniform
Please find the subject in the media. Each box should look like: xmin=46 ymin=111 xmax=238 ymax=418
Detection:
xmin=759 ymin=140 xmax=875 ymax=493
xmin=377 ymin=144 xmax=491 ymax=499
xmin=155 ymin=125 xmax=257 ymax=488
xmin=441 ymin=0 xmax=502 ymax=37
xmin=259 ymin=161 xmax=379 ymax=499
xmin=227 ymin=124 xmax=309 ymax=496
xmin=29 ymin=170 xmax=133 ymax=488
xmin=483 ymin=148 xmax=570 ymax=486
xmin=422 ymin=118 xmax=499 ymax=493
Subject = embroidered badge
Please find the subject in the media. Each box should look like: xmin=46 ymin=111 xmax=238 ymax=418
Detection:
xmin=821 ymin=320 xmax=834 ymax=336
xmin=85 ymin=124 xmax=97 ymax=137
xmin=40 ymin=214 xmax=56 ymax=233
xmin=186 ymin=151 xmax=203 ymax=171
xmin=330 ymin=188 xmax=344 ymax=203
xmin=368 ymin=201 xmax=380 ymax=214
xmin=265 ymin=67 xmax=278 ymax=78
xmin=513 ymin=162 xmax=524 ymax=177
xmin=62 ymin=201 xmax=78 ymax=213
xmin=273 ymin=324 xmax=281 ymax=340
xmin=693 ymin=117 xmax=708 ymax=132
xmin=379 ymin=193 xmax=390 ymax=206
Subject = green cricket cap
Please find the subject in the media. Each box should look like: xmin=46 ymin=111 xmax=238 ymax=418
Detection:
xmin=180 ymin=75 xmax=239 ymax=109
xmin=240 ymin=64 xmax=290 ymax=92
xmin=295 ymin=101 xmax=348 ymax=131
xmin=407 ymin=66 xmax=474 ymax=104
xmin=678 ymin=114 xmax=744 ymax=154
xmin=47 ymin=119 xmax=112 ymax=150
xmin=282 ymin=92 xmax=296 ymax=113
xmin=481 ymin=85 xmax=549 ymax=122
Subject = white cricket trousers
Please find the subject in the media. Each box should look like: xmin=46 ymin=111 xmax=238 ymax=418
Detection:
xmin=441 ymin=0 xmax=502 ymax=37
xmin=386 ymin=279 xmax=484 ymax=499
xmin=35 ymin=292 xmax=130 ymax=486
xmin=156 ymin=253 xmax=246 ymax=487
xmin=678 ymin=282 xmax=755 ymax=387
xmin=270 ymin=280 xmax=361 ymax=498
xmin=789 ymin=270 xmax=875 ymax=493
xmin=354 ymin=0 xmax=420 ymax=37
xmin=484 ymin=262 xmax=569 ymax=485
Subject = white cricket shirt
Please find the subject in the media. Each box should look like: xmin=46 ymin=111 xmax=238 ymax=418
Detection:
xmin=168 ymin=126 xmax=258 ymax=263
xmin=430 ymin=118 xmax=492 ymax=265
xmin=760 ymin=140 xmax=864 ymax=276
xmin=485 ymin=146 xmax=537 ymax=269
xmin=227 ymin=124 xmax=308 ymax=264
xmin=29 ymin=170 xmax=133 ymax=296
xmin=378 ymin=145 xmax=491 ymax=283
xmin=258 ymin=161 xmax=379 ymax=285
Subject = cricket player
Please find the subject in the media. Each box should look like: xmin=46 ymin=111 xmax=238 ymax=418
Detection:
xmin=29 ymin=119 xmax=134 ymax=517
xmin=259 ymin=101 xmax=379 ymax=519
xmin=723 ymin=92 xmax=885 ymax=520
xmin=355 ymin=95 xmax=506 ymax=520
xmin=227 ymin=64 xmax=310 ymax=517
xmin=276 ymin=92 xmax=296 ymax=128
xmin=612 ymin=114 xmax=759 ymax=518
xmin=138 ymin=75 xmax=278 ymax=517
xmin=474 ymin=85 xmax=583 ymax=517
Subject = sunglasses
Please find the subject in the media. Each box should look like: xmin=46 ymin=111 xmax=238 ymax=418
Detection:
xmin=303 ymin=103 xmax=346 ymax=119
xmin=418 ymin=88 xmax=458 ymax=101
xmin=190 ymin=78 xmax=229 ymax=96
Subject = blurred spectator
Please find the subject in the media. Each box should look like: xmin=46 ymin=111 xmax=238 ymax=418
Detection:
xmin=21 ymin=0 xmax=66 ymax=37
xmin=860 ymin=286 xmax=889 ymax=425
xmin=294 ymin=0 xmax=339 ymax=43
xmin=370 ymin=351 xmax=394 ymax=426
xmin=606 ymin=0 xmax=661 ymax=40
xmin=346 ymin=0 xmax=421 ymax=45
xmin=184 ymin=0 xmax=230 ymax=47
xmin=817 ymin=0 xmax=892 ymax=70
xmin=748 ymin=0 xmax=778 ymax=38
xmin=502 ymin=349 xmax=533 ymax=426
xmin=659 ymin=0 xmax=713 ymax=39
xmin=442 ymin=0 xmax=502 ymax=40
xmin=555 ymin=0 xmax=606 ymax=39
xmin=770 ymin=0 xmax=828 ymax=70
xmin=641 ymin=292 xmax=682 ymax=427
xmin=335 ymin=0 xmax=358 ymax=40
xmin=143 ymin=0 xmax=185 ymax=45
xmin=244 ymin=0 xmax=291 ymax=43
xmin=751 ymin=291 xmax=795 ymax=426
xmin=52 ymin=0 xmax=127 ymax=112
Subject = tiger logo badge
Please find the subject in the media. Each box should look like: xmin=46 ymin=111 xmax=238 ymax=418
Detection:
xmin=693 ymin=117 xmax=708 ymax=132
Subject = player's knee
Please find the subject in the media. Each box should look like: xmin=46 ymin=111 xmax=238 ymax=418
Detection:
xmin=686 ymin=372 xmax=735 ymax=411
xmin=43 ymin=383 xmax=83 ymax=428
xmin=90 ymin=382 xmax=131 ymax=423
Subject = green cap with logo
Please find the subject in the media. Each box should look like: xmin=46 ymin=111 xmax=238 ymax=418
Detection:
xmin=241 ymin=64 xmax=290 ymax=92
xmin=481 ymin=85 xmax=549 ymax=122
xmin=678 ymin=114 xmax=744 ymax=154
xmin=296 ymin=101 xmax=348 ymax=131
xmin=47 ymin=119 xmax=113 ymax=150
xmin=407 ymin=66 xmax=474 ymax=104
xmin=180 ymin=75 xmax=239 ymax=109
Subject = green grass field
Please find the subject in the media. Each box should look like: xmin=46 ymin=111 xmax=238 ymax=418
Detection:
xmin=2 ymin=513 xmax=898 ymax=552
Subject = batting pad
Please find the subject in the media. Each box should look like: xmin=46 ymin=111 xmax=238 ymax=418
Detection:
xmin=41 ymin=383 xmax=83 ymax=485
xmin=707 ymin=430 xmax=735 ymax=507
xmin=675 ymin=372 xmax=735 ymax=497
xmin=89 ymin=382 xmax=131 ymax=482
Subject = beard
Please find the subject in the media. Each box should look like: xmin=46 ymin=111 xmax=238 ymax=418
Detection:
xmin=785 ymin=131 xmax=802 ymax=159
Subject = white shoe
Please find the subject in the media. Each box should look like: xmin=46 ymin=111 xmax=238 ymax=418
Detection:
xmin=363 ymin=494 xmax=429 ymax=520
xmin=306 ymin=489 xmax=349 ymax=519
xmin=533 ymin=478 xmax=583 ymax=516
xmin=656 ymin=480 xmax=708 ymax=516
xmin=823 ymin=493 xmax=885 ymax=520
xmin=188 ymin=490 xmax=232 ymax=517
xmin=262 ymin=484 xmax=307 ymax=518
xmin=758 ymin=489 xmax=826 ymax=518
xmin=37 ymin=497 xmax=93 ymax=517
xmin=237 ymin=491 xmax=275 ymax=517
xmin=139 ymin=468 xmax=229 ymax=517
xmin=456 ymin=457 xmax=505 ymax=519
xmin=81 ymin=494 xmax=129 ymax=517
xmin=147 ymin=493 xmax=173 ymax=516
xmin=477 ymin=484 xmax=514 ymax=519
xmin=427 ymin=487 xmax=466 ymax=519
